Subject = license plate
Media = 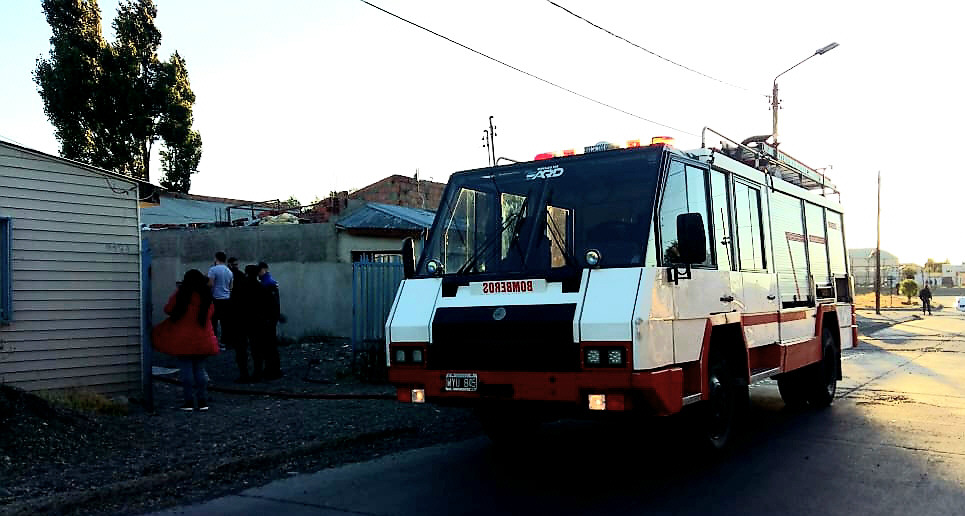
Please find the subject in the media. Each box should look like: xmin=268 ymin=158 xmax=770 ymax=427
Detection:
xmin=445 ymin=373 xmax=478 ymax=392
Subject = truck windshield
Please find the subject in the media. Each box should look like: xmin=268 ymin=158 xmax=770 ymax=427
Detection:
xmin=417 ymin=147 xmax=664 ymax=276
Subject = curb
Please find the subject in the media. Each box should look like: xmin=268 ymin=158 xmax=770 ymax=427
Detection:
xmin=152 ymin=374 xmax=396 ymax=400
xmin=1 ymin=426 xmax=417 ymax=516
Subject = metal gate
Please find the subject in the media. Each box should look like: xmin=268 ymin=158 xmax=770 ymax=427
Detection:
xmin=352 ymin=261 xmax=405 ymax=354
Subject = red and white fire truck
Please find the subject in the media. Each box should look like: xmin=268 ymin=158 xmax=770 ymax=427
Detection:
xmin=387 ymin=128 xmax=855 ymax=449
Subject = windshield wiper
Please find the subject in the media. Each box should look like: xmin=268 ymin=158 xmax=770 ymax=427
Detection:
xmin=456 ymin=203 xmax=526 ymax=275
xmin=544 ymin=203 xmax=579 ymax=270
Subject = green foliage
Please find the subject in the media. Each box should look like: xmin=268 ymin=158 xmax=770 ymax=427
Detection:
xmin=902 ymin=265 xmax=917 ymax=279
xmin=900 ymin=279 xmax=919 ymax=302
xmin=283 ymin=196 xmax=301 ymax=208
xmin=35 ymin=0 xmax=201 ymax=191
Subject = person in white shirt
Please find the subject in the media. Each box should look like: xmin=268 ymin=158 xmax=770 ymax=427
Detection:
xmin=207 ymin=251 xmax=233 ymax=348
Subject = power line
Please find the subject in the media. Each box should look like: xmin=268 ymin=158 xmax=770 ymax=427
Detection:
xmin=358 ymin=0 xmax=698 ymax=137
xmin=546 ymin=0 xmax=766 ymax=97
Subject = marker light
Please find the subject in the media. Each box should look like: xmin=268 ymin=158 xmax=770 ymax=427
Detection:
xmin=534 ymin=152 xmax=556 ymax=160
xmin=626 ymin=139 xmax=641 ymax=148
xmin=562 ymin=149 xmax=576 ymax=156
xmin=585 ymin=349 xmax=602 ymax=365
xmin=411 ymin=389 xmax=426 ymax=403
xmin=585 ymin=249 xmax=601 ymax=267
xmin=651 ymin=136 xmax=675 ymax=146
xmin=588 ymin=394 xmax=606 ymax=411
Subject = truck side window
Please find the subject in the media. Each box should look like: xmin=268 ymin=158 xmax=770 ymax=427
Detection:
xmin=770 ymin=191 xmax=811 ymax=307
xmin=805 ymin=202 xmax=830 ymax=286
xmin=658 ymin=162 xmax=712 ymax=267
xmin=710 ymin=170 xmax=732 ymax=271
xmin=734 ymin=182 xmax=765 ymax=271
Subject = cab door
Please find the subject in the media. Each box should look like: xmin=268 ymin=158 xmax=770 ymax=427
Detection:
xmin=731 ymin=179 xmax=779 ymax=347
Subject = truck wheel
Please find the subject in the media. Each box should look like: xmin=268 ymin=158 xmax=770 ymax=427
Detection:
xmin=777 ymin=370 xmax=808 ymax=408
xmin=700 ymin=349 xmax=747 ymax=451
xmin=475 ymin=406 xmax=540 ymax=448
xmin=806 ymin=327 xmax=839 ymax=408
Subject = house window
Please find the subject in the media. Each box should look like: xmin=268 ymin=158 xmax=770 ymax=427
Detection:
xmin=0 ymin=217 xmax=11 ymax=324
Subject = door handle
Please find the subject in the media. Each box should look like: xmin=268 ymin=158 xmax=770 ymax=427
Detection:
xmin=767 ymin=295 xmax=777 ymax=300
xmin=720 ymin=295 xmax=735 ymax=303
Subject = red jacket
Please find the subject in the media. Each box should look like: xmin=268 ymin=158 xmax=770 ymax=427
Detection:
xmin=152 ymin=291 xmax=219 ymax=357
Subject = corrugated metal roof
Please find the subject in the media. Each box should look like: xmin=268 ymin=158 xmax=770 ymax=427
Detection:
xmin=140 ymin=195 xmax=236 ymax=226
xmin=335 ymin=202 xmax=435 ymax=231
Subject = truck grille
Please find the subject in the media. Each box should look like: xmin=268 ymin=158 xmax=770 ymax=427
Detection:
xmin=428 ymin=304 xmax=579 ymax=372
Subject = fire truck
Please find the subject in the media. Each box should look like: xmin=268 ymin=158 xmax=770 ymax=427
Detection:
xmin=387 ymin=128 xmax=855 ymax=449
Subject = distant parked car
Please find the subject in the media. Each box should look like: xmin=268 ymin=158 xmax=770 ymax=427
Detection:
xmin=956 ymin=296 xmax=965 ymax=312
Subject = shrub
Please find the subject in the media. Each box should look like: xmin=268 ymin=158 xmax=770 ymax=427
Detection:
xmin=900 ymin=279 xmax=919 ymax=303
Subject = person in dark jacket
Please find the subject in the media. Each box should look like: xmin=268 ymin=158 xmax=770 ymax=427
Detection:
xmin=153 ymin=269 xmax=219 ymax=411
xmin=920 ymin=284 xmax=933 ymax=315
xmin=227 ymin=257 xmax=252 ymax=382
xmin=257 ymin=261 xmax=283 ymax=380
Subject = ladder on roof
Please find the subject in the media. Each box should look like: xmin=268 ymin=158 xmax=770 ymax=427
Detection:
xmin=701 ymin=127 xmax=838 ymax=195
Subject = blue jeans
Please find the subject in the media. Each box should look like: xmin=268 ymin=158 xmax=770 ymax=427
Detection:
xmin=177 ymin=357 xmax=208 ymax=404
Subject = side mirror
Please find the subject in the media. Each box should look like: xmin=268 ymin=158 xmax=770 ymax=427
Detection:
xmin=402 ymin=237 xmax=416 ymax=279
xmin=676 ymin=213 xmax=707 ymax=264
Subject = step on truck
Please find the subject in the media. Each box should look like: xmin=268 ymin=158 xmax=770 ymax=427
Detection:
xmin=386 ymin=129 xmax=856 ymax=449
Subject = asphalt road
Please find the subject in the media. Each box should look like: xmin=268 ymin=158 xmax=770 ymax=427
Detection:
xmin=153 ymin=314 xmax=965 ymax=516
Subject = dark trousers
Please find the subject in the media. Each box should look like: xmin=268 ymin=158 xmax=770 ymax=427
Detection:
xmin=212 ymin=299 xmax=231 ymax=341
xmin=923 ymin=298 xmax=932 ymax=314
xmin=252 ymin=321 xmax=280 ymax=379
xmin=234 ymin=335 xmax=251 ymax=378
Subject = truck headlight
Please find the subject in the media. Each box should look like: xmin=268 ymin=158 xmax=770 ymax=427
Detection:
xmin=394 ymin=349 xmax=406 ymax=363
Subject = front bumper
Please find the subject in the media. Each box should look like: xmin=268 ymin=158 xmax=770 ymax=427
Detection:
xmin=389 ymin=367 xmax=684 ymax=415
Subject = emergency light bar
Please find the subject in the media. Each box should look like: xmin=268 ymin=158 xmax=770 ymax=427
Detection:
xmin=532 ymin=136 xmax=675 ymax=161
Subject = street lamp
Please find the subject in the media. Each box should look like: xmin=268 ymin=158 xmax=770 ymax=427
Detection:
xmin=771 ymin=42 xmax=839 ymax=147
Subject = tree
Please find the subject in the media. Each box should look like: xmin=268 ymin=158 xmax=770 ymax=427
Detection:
xmin=924 ymin=259 xmax=942 ymax=273
xmin=900 ymin=279 xmax=919 ymax=303
xmin=283 ymin=196 xmax=301 ymax=209
xmin=902 ymin=265 xmax=918 ymax=279
xmin=35 ymin=0 xmax=201 ymax=191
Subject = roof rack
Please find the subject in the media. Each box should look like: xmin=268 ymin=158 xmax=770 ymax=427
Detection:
xmin=700 ymin=127 xmax=838 ymax=196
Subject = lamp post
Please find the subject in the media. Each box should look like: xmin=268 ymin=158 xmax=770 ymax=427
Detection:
xmin=771 ymin=42 xmax=839 ymax=147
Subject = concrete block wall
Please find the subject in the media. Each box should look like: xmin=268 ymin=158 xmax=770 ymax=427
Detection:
xmin=146 ymin=224 xmax=354 ymax=339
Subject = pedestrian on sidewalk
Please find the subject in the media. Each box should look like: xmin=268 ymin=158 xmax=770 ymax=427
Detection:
xmin=152 ymin=269 xmax=220 ymax=411
xmin=920 ymin=284 xmax=933 ymax=315
xmin=208 ymin=252 xmax=233 ymax=350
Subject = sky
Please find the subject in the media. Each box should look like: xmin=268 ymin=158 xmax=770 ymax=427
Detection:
xmin=1 ymin=0 xmax=964 ymax=265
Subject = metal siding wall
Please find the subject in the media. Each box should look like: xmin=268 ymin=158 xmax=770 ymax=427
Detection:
xmin=0 ymin=144 xmax=141 ymax=394
xmin=352 ymin=261 xmax=404 ymax=353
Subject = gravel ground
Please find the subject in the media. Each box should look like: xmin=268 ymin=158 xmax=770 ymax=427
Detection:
xmin=0 ymin=341 xmax=480 ymax=516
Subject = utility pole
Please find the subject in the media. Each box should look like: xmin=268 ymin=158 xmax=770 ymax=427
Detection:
xmin=875 ymin=170 xmax=881 ymax=315
xmin=771 ymin=81 xmax=780 ymax=147
xmin=482 ymin=129 xmax=492 ymax=167
xmin=488 ymin=116 xmax=497 ymax=167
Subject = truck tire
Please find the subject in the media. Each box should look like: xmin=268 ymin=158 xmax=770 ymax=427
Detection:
xmin=778 ymin=327 xmax=839 ymax=409
xmin=700 ymin=348 xmax=747 ymax=451
xmin=806 ymin=327 xmax=839 ymax=408
xmin=777 ymin=370 xmax=808 ymax=408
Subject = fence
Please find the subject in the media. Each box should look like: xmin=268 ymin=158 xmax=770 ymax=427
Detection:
xmin=351 ymin=261 xmax=404 ymax=379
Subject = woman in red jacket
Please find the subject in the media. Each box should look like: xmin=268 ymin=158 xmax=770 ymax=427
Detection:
xmin=154 ymin=269 xmax=220 ymax=411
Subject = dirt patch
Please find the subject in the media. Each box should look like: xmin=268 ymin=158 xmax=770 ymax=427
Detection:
xmin=855 ymin=393 xmax=913 ymax=406
xmin=1 ymin=341 xmax=480 ymax=515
